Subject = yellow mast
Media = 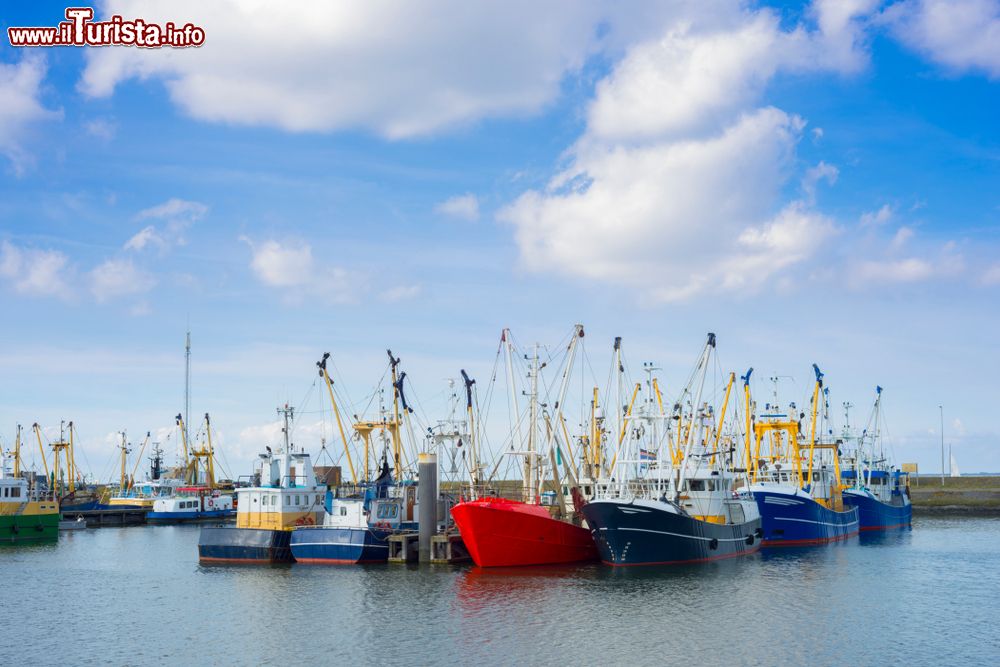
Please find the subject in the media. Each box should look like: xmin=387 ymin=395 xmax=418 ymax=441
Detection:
xmin=652 ymin=378 xmax=671 ymax=460
xmin=318 ymin=353 xmax=357 ymax=485
xmin=176 ymin=414 xmax=191 ymax=482
xmin=127 ymin=431 xmax=151 ymax=488
xmin=32 ymin=423 xmax=51 ymax=482
xmin=609 ymin=383 xmax=641 ymax=473
xmin=68 ymin=421 xmax=78 ymax=489
xmin=203 ymin=414 xmax=216 ymax=488
xmin=806 ymin=364 xmax=823 ymax=490
xmin=711 ymin=373 xmax=736 ymax=466
xmin=118 ymin=432 xmax=129 ymax=491
xmin=13 ymin=424 xmax=22 ymax=478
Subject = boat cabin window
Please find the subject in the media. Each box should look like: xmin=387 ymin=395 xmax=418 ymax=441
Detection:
xmin=294 ymin=495 xmax=300 ymax=506
xmin=2 ymin=487 xmax=7 ymax=497
xmin=339 ymin=507 xmax=348 ymax=516
xmin=285 ymin=496 xmax=290 ymax=506
xmin=688 ymin=480 xmax=706 ymax=491
xmin=376 ymin=503 xmax=399 ymax=519
xmin=316 ymin=495 xmax=322 ymax=504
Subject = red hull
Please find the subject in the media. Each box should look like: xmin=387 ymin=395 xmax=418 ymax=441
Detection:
xmin=450 ymin=498 xmax=598 ymax=567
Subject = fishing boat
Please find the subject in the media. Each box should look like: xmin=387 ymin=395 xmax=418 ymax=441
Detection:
xmin=1 ymin=444 xmax=60 ymax=544
xmin=451 ymin=326 xmax=598 ymax=567
xmin=107 ymin=431 xmax=183 ymax=510
xmin=28 ymin=421 xmax=106 ymax=512
xmin=841 ymin=387 xmax=912 ymax=530
xmin=746 ymin=365 xmax=859 ymax=546
xmin=148 ymin=414 xmax=236 ymax=524
xmin=198 ymin=405 xmax=324 ymax=563
xmin=291 ymin=459 xmax=403 ymax=564
xmin=583 ymin=334 xmax=762 ymax=566
xmin=290 ymin=351 xmax=431 ymax=564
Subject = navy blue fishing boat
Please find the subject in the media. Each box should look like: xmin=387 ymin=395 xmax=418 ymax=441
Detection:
xmin=747 ymin=365 xmax=859 ymax=546
xmin=291 ymin=460 xmax=407 ymax=564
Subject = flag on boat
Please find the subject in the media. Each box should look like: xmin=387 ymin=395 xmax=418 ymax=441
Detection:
xmin=639 ymin=448 xmax=655 ymax=461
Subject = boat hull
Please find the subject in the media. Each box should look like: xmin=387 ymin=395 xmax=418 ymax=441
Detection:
xmin=148 ymin=509 xmax=236 ymax=525
xmin=582 ymin=500 xmax=762 ymax=566
xmin=1 ymin=511 xmax=60 ymax=544
xmin=198 ymin=526 xmax=292 ymax=563
xmin=753 ymin=490 xmax=859 ymax=546
xmin=450 ymin=498 xmax=597 ymax=567
xmin=290 ymin=526 xmax=392 ymax=564
xmin=842 ymin=491 xmax=912 ymax=531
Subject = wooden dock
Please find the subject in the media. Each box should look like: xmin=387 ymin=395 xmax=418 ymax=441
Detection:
xmin=65 ymin=508 xmax=148 ymax=527
xmin=431 ymin=532 xmax=471 ymax=564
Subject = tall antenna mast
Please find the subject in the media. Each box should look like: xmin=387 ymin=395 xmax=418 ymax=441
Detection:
xmin=185 ymin=330 xmax=192 ymax=449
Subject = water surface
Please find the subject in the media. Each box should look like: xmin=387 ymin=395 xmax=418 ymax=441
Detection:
xmin=3 ymin=517 xmax=997 ymax=665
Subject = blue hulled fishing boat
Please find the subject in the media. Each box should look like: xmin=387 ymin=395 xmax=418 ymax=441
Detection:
xmin=747 ymin=365 xmax=859 ymax=546
xmin=290 ymin=459 xmax=405 ymax=564
xmin=841 ymin=387 xmax=912 ymax=530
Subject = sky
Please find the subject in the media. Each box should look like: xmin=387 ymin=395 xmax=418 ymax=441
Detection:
xmin=1 ymin=0 xmax=998 ymax=483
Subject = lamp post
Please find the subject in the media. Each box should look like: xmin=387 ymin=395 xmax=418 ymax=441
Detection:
xmin=939 ymin=405 xmax=945 ymax=487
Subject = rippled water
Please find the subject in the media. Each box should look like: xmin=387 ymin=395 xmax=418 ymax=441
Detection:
xmin=3 ymin=517 xmax=998 ymax=666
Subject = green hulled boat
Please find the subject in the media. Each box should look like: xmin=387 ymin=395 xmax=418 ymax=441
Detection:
xmin=2 ymin=470 xmax=60 ymax=545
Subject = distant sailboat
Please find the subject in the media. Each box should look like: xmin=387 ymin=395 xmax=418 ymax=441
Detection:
xmin=950 ymin=452 xmax=960 ymax=478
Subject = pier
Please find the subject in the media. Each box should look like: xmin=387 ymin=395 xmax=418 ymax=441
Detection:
xmin=67 ymin=508 xmax=148 ymax=527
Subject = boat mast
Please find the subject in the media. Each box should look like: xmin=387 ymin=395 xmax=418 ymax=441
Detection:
xmin=318 ymin=353 xmax=357 ymax=484
xmin=806 ymin=364 xmax=823 ymax=489
xmin=525 ymin=343 xmax=540 ymax=502
xmin=32 ymin=423 xmax=50 ymax=485
xmin=502 ymin=328 xmax=523 ymax=473
xmin=675 ymin=333 xmax=714 ymax=502
xmin=13 ymin=424 xmax=21 ymax=478
xmin=204 ymin=413 xmax=216 ymax=488
xmin=118 ymin=431 xmax=130 ymax=491
xmin=184 ymin=330 xmax=191 ymax=453
xmin=461 ymin=370 xmax=480 ymax=488
xmin=387 ymin=350 xmax=403 ymax=477
xmin=546 ymin=325 xmax=584 ymax=487
xmin=176 ymin=414 xmax=191 ymax=482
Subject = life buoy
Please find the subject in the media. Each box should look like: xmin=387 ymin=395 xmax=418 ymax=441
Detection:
xmin=207 ymin=498 xmax=214 ymax=509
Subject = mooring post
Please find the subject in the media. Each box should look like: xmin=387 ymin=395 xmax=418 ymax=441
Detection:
xmin=418 ymin=452 xmax=437 ymax=562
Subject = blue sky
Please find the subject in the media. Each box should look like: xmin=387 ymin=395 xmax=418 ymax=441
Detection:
xmin=1 ymin=0 xmax=998 ymax=481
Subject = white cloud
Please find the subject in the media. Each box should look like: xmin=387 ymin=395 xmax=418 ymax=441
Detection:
xmin=884 ymin=0 xmax=1000 ymax=78
xmin=90 ymin=258 xmax=156 ymax=302
xmin=136 ymin=198 xmax=208 ymax=223
xmin=981 ymin=262 xmax=1000 ymax=285
xmin=241 ymin=236 xmax=358 ymax=303
xmin=125 ymin=198 xmax=207 ymax=251
xmin=849 ymin=240 xmax=964 ymax=286
xmin=584 ymin=3 xmax=875 ymax=145
xmin=380 ymin=284 xmax=422 ymax=302
xmin=499 ymin=2 xmax=882 ymax=303
xmin=434 ymin=194 xmax=480 ymax=222
xmin=889 ymin=226 xmax=914 ymax=251
xmin=0 ymin=54 xmax=62 ymax=174
xmin=0 ymin=241 xmax=73 ymax=299
xmin=853 ymin=257 xmax=935 ymax=283
xmin=84 ymin=117 xmax=117 ymax=140
xmin=501 ymin=107 xmax=829 ymax=300
xmin=860 ymin=203 xmax=894 ymax=226
xmin=80 ymin=1 xmax=612 ymax=138
xmin=802 ymin=161 xmax=839 ymax=202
